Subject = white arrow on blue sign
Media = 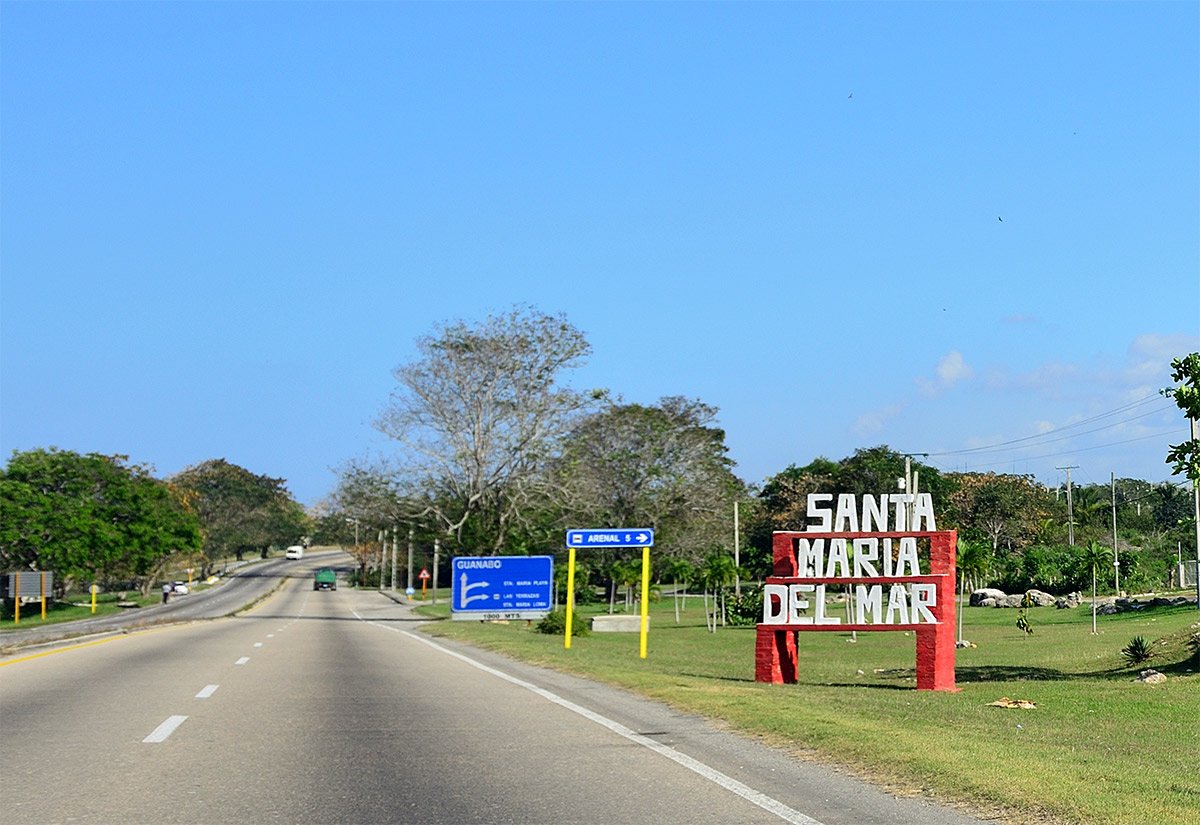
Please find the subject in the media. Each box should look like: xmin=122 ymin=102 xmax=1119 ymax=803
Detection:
xmin=566 ymin=529 xmax=654 ymax=548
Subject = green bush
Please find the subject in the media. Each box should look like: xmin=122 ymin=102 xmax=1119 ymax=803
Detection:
xmin=1121 ymin=635 xmax=1152 ymax=665
xmin=728 ymin=587 xmax=764 ymax=626
xmin=536 ymin=608 xmax=590 ymax=636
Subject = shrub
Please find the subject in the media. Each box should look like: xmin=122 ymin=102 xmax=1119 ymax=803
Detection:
xmin=728 ymin=587 xmax=764 ymax=626
xmin=1121 ymin=635 xmax=1152 ymax=665
xmin=536 ymin=608 xmax=589 ymax=636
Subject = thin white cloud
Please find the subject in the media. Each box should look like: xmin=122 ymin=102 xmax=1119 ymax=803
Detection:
xmin=918 ymin=350 xmax=974 ymax=396
xmin=936 ymin=351 xmax=973 ymax=385
xmin=851 ymin=402 xmax=907 ymax=437
xmin=1003 ymin=313 xmax=1039 ymax=325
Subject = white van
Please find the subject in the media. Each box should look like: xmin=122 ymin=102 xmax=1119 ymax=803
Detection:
xmin=285 ymin=546 xmax=304 ymax=560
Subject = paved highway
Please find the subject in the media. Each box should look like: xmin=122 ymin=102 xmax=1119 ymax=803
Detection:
xmin=0 ymin=551 xmax=348 ymax=651
xmin=0 ymin=568 xmax=988 ymax=825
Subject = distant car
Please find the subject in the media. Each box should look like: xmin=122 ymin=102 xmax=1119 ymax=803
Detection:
xmin=313 ymin=568 xmax=337 ymax=591
xmin=285 ymin=546 xmax=304 ymax=560
xmin=171 ymin=582 xmax=190 ymax=595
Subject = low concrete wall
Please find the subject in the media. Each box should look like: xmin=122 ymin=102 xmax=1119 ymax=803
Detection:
xmin=591 ymin=614 xmax=646 ymax=632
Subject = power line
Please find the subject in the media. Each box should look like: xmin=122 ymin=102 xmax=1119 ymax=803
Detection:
xmin=928 ymin=408 xmax=1173 ymax=460
xmin=920 ymin=393 xmax=1172 ymax=458
xmin=928 ymin=429 xmax=1178 ymax=474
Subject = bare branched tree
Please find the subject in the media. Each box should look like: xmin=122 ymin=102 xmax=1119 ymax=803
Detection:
xmin=375 ymin=306 xmax=597 ymax=552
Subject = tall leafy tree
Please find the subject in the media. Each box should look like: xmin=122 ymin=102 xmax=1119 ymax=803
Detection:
xmin=1163 ymin=351 xmax=1200 ymax=608
xmin=1163 ymin=352 xmax=1200 ymax=483
xmin=375 ymin=306 xmax=597 ymax=553
xmin=554 ymin=397 xmax=741 ymax=541
xmin=944 ymin=472 xmax=1052 ymax=551
xmin=0 ymin=449 xmax=201 ymax=595
xmin=747 ymin=447 xmax=950 ymax=575
xmin=171 ymin=459 xmax=308 ymax=574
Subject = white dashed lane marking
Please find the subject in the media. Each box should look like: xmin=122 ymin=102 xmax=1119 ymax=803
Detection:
xmin=143 ymin=715 xmax=188 ymax=743
xmin=195 ymin=684 xmax=219 ymax=699
xmin=235 ymin=657 xmax=250 ymax=665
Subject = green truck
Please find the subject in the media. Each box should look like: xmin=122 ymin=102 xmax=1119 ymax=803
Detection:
xmin=313 ymin=568 xmax=337 ymax=591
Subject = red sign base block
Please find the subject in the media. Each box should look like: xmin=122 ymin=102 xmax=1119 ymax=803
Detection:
xmin=755 ymin=530 xmax=959 ymax=692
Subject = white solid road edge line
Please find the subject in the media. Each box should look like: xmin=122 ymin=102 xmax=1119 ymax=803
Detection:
xmin=143 ymin=715 xmax=188 ymax=743
xmin=195 ymin=684 xmax=219 ymax=699
xmin=353 ymin=610 xmax=822 ymax=825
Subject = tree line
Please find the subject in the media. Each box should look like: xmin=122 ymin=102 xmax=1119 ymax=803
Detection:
xmin=1 ymin=452 xmax=308 ymax=597
xmin=321 ymin=306 xmax=1198 ymax=605
xmin=4 ymin=304 xmax=1195 ymax=608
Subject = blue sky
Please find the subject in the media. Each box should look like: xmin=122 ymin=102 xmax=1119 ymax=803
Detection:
xmin=2 ymin=2 xmax=1197 ymax=505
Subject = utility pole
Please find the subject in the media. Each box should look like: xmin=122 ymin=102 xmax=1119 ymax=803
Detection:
xmin=733 ymin=501 xmax=741 ymax=598
xmin=1057 ymin=466 xmax=1080 ymax=546
xmin=432 ymin=537 xmax=440 ymax=605
xmin=391 ymin=526 xmax=398 ymax=591
xmin=378 ymin=529 xmax=386 ymax=592
xmin=407 ymin=526 xmax=415 ymax=596
xmin=1110 ymin=473 xmax=1120 ymax=595
xmin=900 ymin=453 xmax=928 ymax=529
xmin=1192 ymin=418 xmax=1200 ymax=612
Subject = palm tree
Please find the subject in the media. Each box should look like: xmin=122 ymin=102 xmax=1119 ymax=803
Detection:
xmin=661 ymin=557 xmax=694 ymax=623
xmin=700 ymin=552 xmax=738 ymax=632
xmin=956 ymin=539 xmax=992 ymax=643
xmin=1078 ymin=540 xmax=1110 ymax=635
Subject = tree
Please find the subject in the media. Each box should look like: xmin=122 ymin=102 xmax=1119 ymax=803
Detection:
xmin=0 ymin=449 xmax=201 ymax=595
xmin=944 ymin=472 xmax=1052 ymax=552
xmin=748 ymin=447 xmax=951 ymax=574
xmin=554 ymin=397 xmax=742 ymax=547
xmin=1163 ymin=352 xmax=1200 ymax=483
xmin=660 ymin=557 xmax=694 ymax=623
xmin=1163 ymin=351 xmax=1200 ymax=609
xmin=375 ymin=306 xmax=597 ymax=553
xmin=171 ymin=459 xmax=308 ymax=574
xmin=698 ymin=551 xmax=738 ymax=632
xmin=1076 ymin=540 xmax=1111 ymax=634
xmin=956 ymin=539 xmax=992 ymax=643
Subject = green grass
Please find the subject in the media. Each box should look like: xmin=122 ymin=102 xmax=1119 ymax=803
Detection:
xmin=416 ymin=593 xmax=1200 ymax=825
xmin=0 ymin=590 xmax=164 ymax=626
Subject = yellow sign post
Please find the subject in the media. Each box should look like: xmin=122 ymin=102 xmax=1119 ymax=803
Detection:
xmin=563 ymin=529 xmax=655 ymax=657
xmin=13 ymin=575 xmax=19 ymax=625
xmin=91 ymin=584 xmax=99 ymax=614
xmin=639 ymin=545 xmax=651 ymax=659
xmin=564 ymin=546 xmax=577 ymax=649
xmin=40 ymin=572 xmax=48 ymax=620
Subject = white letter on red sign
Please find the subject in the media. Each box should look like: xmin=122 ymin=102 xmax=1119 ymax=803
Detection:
xmin=911 ymin=583 xmax=938 ymax=623
xmin=789 ymin=584 xmax=814 ymax=624
xmin=762 ymin=584 xmax=788 ymax=624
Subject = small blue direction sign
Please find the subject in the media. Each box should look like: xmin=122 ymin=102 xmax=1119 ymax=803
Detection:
xmin=566 ymin=528 xmax=654 ymax=548
xmin=450 ymin=555 xmax=553 ymax=622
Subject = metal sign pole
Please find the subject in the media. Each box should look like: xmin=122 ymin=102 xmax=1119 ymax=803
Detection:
xmin=565 ymin=546 xmax=577 ymax=649
xmin=639 ymin=546 xmax=650 ymax=659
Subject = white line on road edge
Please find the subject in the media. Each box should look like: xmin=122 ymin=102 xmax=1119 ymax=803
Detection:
xmin=235 ymin=656 xmax=250 ymax=665
xmin=143 ymin=715 xmax=188 ymax=743
xmin=352 ymin=610 xmax=821 ymax=825
xmin=195 ymin=684 xmax=219 ymax=699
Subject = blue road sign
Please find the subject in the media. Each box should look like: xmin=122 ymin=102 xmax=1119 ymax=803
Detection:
xmin=566 ymin=528 xmax=654 ymax=548
xmin=450 ymin=555 xmax=553 ymax=621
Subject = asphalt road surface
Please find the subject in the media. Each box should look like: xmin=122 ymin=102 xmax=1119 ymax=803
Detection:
xmin=0 ymin=551 xmax=349 ymax=651
xmin=0 ymin=567 xmax=990 ymax=825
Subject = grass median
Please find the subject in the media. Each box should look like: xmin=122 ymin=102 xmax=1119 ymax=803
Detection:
xmin=415 ymin=592 xmax=1200 ymax=825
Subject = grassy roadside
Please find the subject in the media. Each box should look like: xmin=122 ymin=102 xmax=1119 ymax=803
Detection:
xmin=414 ymin=593 xmax=1200 ymax=825
xmin=0 ymin=590 xmax=175 ymax=625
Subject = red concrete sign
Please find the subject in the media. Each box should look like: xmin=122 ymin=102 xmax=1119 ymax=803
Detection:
xmin=755 ymin=495 xmax=958 ymax=692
